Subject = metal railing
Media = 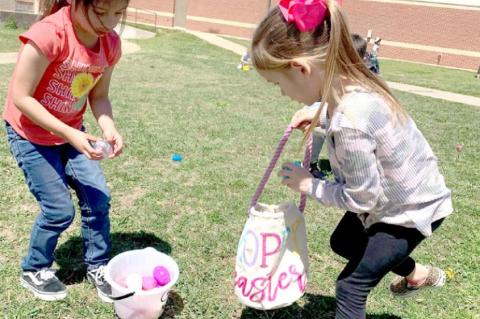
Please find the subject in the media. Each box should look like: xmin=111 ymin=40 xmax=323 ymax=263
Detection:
xmin=126 ymin=7 xmax=171 ymax=32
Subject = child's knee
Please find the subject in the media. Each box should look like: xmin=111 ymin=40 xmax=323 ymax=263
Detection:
xmin=335 ymin=277 xmax=370 ymax=305
xmin=330 ymin=231 xmax=348 ymax=257
xmin=83 ymin=191 xmax=111 ymax=216
xmin=39 ymin=202 xmax=75 ymax=229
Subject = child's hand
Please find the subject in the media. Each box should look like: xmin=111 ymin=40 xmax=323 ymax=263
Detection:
xmin=291 ymin=107 xmax=318 ymax=131
xmin=102 ymin=128 xmax=123 ymax=158
xmin=64 ymin=129 xmax=103 ymax=160
xmin=278 ymin=162 xmax=314 ymax=194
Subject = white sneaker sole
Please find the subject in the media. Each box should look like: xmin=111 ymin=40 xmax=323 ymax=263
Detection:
xmin=87 ymin=276 xmax=114 ymax=303
xmin=20 ymin=277 xmax=67 ymax=301
xmin=433 ymin=269 xmax=447 ymax=287
xmin=97 ymin=289 xmax=114 ymax=303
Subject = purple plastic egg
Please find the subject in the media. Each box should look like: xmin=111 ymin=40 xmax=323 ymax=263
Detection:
xmin=142 ymin=276 xmax=159 ymax=291
xmin=153 ymin=266 xmax=171 ymax=286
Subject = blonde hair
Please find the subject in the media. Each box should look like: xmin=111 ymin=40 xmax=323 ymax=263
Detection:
xmin=251 ymin=1 xmax=407 ymax=144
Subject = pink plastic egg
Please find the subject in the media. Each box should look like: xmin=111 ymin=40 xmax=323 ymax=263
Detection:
xmin=153 ymin=266 xmax=171 ymax=286
xmin=142 ymin=276 xmax=159 ymax=291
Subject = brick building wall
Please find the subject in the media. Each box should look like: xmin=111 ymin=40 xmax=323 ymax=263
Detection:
xmin=343 ymin=1 xmax=480 ymax=70
xmin=0 ymin=0 xmax=36 ymax=12
xmin=2 ymin=0 xmax=478 ymax=70
xmin=128 ymin=0 xmax=480 ymax=70
xmin=0 ymin=0 xmax=15 ymax=11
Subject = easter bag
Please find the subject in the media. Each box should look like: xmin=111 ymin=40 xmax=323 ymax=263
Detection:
xmin=234 ymin=125 xmax=312 ymax=310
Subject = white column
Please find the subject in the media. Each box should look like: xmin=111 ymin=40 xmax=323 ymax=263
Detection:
xmin=174 ymin=0 xmax=188 ymax=29
xmin=33 ymin=0 xmax=40 ymax=13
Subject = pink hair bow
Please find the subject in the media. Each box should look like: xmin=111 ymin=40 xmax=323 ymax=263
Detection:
xmin=279 ymin=0 xmax=341 ymax=32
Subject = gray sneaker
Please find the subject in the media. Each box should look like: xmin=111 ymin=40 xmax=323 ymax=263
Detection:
xmin=86 ymin=265 xmax=113 ymax=303
xmin=20 ymin=268 xmax=67 ymax=301
xmin=390 ymin=265 xmax=446 ymax=298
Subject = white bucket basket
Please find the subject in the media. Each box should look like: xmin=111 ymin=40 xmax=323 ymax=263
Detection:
xmin=104 ymin=247 xmax=180 ymax=319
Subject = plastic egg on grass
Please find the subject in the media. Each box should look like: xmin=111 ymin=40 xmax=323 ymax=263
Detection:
xmin=171 ymin=153 xmax=183 ymax=162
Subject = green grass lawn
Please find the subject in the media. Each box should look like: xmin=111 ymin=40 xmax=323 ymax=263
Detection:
xmin=0 ymin=29 xmax=479 ymax=318
xmin=380 ymin=59 xmax=480 ymax=98
xmin=0 ymin=23 xmax=24 ymax=52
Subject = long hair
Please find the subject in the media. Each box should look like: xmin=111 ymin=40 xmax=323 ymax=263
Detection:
xmin=40 ymin=0 xmax=129 ymax=33
xmin=251 ymin=0 xmax=407 ymax=145
xmin=40 ymin=0 xmax=76 ymax=20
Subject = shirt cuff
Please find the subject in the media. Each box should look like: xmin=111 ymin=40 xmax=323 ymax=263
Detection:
xmin=307 ymin=178 xmax=326 ymax=201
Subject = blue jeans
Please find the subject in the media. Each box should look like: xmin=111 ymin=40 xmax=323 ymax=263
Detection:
xmin=6 ymin=123 xmax=111 ymax=271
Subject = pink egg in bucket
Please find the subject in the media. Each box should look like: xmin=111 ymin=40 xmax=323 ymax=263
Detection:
xmin=104 ymin=247 xmax=180 ymax=319
xmin=153 ymin=266 xmax=171 ymax=286
xmin=142 ymin=276 xmax=159 ymax=291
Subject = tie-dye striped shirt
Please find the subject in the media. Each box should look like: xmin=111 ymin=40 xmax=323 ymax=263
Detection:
xmin=307 ymin=90 xmax=453 ymax=236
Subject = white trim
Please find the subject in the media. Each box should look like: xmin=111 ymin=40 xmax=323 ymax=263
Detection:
xmin=127 ymin=7 xmax=256 ymax=29
xmin=381 ymin=40 xmax=480 ymax=58
xmin=220 ymin=34 xmax=251 ymax=41
xmin=126 ymin=7 xmax=174 ymax=18
xmin=186 ymin=15 xmax=257 ymax=29
xmin=403 ymin=0 xmax=480 ymax=7
xmin=363 ymin=0 xmax=480 ymax=11
xmin=20 ymin=278 xmax=67 ymax=301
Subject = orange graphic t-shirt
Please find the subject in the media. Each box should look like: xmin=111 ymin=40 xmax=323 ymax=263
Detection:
xmin=3 ymin=6 xmax=122 ymax=145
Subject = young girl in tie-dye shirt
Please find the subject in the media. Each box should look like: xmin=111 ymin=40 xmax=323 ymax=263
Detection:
xmin=251 ymin=0 xmax=453 ymax=318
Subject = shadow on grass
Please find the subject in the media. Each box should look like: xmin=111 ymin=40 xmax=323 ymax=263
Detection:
xmin=161 ymin=290 xmax=185 ymax=319
xmin=55 ymin=231 xmax=172 ymax=284
xmin=240 ymin=293 xmax=401 ymax=319
xmin=56 ymin=231 xmax=184 ymax=317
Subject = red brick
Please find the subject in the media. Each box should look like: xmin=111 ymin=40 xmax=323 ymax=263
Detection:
xmin=129 ymin=0 xmax=175 ymax=13
xmin=379 ymin=46 xmax=479 ymax=70
xmin=126 ymin=0 xmax=480 ymax=69
xmin=343 ymin=1 xmax=480 ymax=52
xmin=187 ymin=0 xmax=270 ymax=24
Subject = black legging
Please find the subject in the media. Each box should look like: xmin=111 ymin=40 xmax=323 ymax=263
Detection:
xmin=330 ymin=212 xmax=444 ymax=319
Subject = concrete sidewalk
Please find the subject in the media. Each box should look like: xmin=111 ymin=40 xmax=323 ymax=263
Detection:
xmin=387 ymin=82 xmax=480 ymax=107
xmin=189 ymin=30 xmax=480 ymax=108
xmin=188 ymin=31 xmax=247 ymax=56
xmin=0 ymin=25 xmax=153 ymax=65
xmin=0 ymin=41 xmax=141 ymax=65
xmin=0 ymin=52 xmax=18 ymax=65
xmin=115 ymin=24 xmax=156 ymax=40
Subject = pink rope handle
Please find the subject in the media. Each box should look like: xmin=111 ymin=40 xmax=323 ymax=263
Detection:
xmin=250 ymin=125 xmax=313 ymax=213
